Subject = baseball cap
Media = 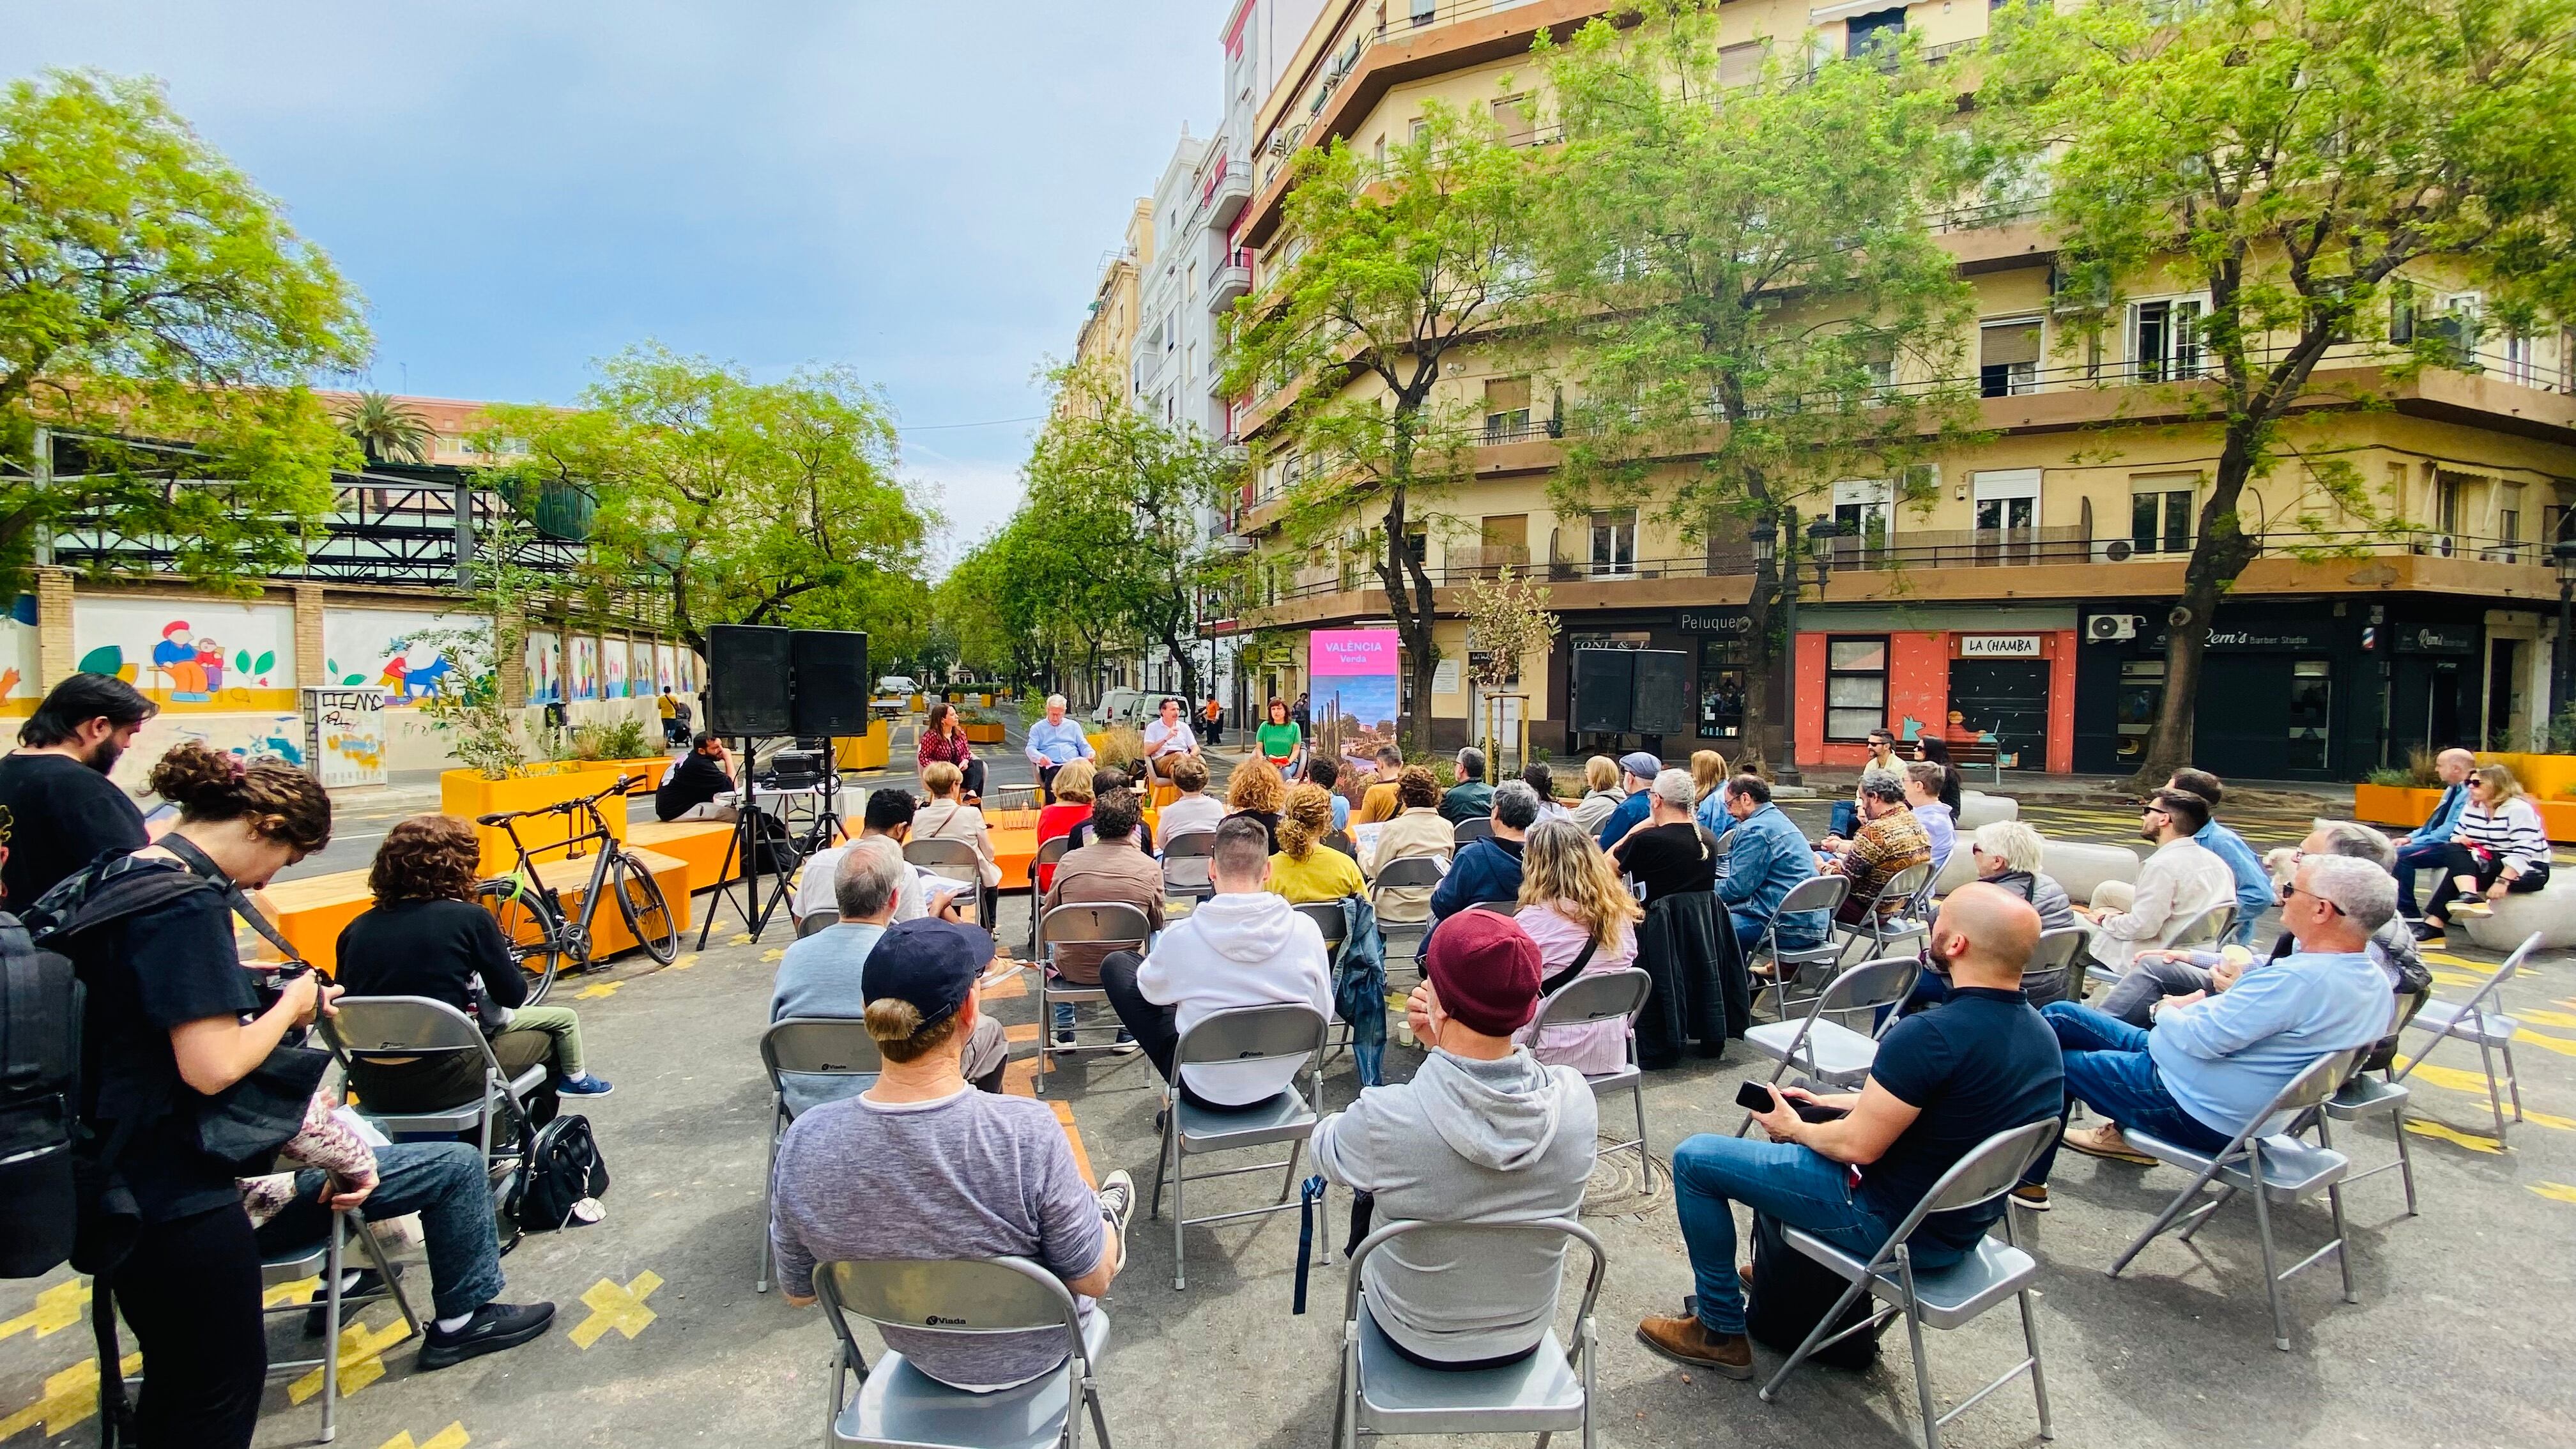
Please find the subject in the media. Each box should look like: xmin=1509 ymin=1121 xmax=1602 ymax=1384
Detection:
xmin=861 ymin=917 xmax=996 ymax=1026
xmin=1423 ymin=909 xmax=1544 ymax=1037
xmin=1619 ymin=751 xmax=1662 ymax=781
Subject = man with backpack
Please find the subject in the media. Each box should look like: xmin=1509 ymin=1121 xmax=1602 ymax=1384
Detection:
xmin=0 ymin=673 xmax=157 ymax=907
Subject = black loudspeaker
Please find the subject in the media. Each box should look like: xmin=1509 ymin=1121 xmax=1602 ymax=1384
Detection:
xmin=1631 ymin=650 xmax=1690 ymax=736
xmin=790 ymin=629 xmax=871 ymax=737
xmin=706 ymin=624 xmax=793 ymax=736
xmin=1573 ymin=650 xmax=1636 ymax=734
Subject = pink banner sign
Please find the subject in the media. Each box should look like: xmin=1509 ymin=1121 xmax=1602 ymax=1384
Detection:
xmin=1310 ymin=628 xmax=1399 ymax=678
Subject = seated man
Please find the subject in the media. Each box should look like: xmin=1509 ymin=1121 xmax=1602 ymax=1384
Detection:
xmin=2027 ymin=854 xmax=2398 ymax=1187
xmin=2167 ymin=768 xmax=2275 ymax=949
xmin=1100 ymin=817 xmax=1331 ymax=1110
xmin=772 ymin=838 xmax=1007 ymax=1103
xmin=1819 ymin=775 xmax=1929 ymax=927
xmin=1153 ymin=753 xmax=1223 ymax=848
xmin=1023 ymin=693 xmax=1096 ymax=804
xmin=1043 ymin=787 xmax=1165 ymax=1047
xmin=1441 ymin=747 xmax=1495 ymax=825
xmin=1904 ymin=761 xmax=1956 ymax=878
xmin=654 ymin=733 xmax=737 ymax=822
xmin=770 ymin=917 xmax=1136 ymax=1392
xmin=1141 ymin=696 xmax=1199 ymax=783
xmin=1354 ymin=744 xmax=1407 ymax=825
xmin=1591 ymin=752 xmax=1661 ymax=850
xmin=2389 ymin=748 xmax=2474 ymax=921
xmin=1825 ymin=729 xmax=1903 ymax=841
xmin=1641 ymin=884 xmax=2062 ymax=1376
xmin=1429 ymin=780 xmax=1538 ymax=923
xmin=2080 ymin=788 xmax=2235 ymax=976
xmin=1715 ymin=774 xmax=1825 ymax=959
xmin=1312 ymin=910 xmax=1597 ymax=1368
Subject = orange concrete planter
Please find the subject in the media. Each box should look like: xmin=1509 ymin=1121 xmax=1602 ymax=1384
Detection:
xmin=2356 ymin=779 xmax=2576 ymax=843
xmin=440 ymin=765 xmax=631 ymax=877
xmin=836 ymin=720 xmax=891 ymax=770
xmin=963 ymin=722 xmax=1006 ymax=744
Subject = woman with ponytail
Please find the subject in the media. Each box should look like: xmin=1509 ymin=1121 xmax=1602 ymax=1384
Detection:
xmin=1265 ymin=782 xmax=1365 ymax=904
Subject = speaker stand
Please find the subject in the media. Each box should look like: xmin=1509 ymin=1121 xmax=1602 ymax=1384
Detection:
xmin=694 ymin=734 xmax=799 ymax=949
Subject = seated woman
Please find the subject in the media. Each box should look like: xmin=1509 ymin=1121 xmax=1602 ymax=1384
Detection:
xmin=1363 ymin=766 xmax=1455 ymax=924
xmin=1269 ymin=783 xmax=1366 ymax=904
xmin=916 ymin=702 xmax=985 ymax=802
xmin=1223 ymin=756 xmax=1288 ymax=854
xmin=1255 ymin=697 xmax=1305 ymax=780
xmin=2422 ymin=763 xmax=2550 ymax=941
xmin=1513 ymin=819 xmax=1643 ymax=1073
xmin=1070 ymin=767 xmax=1153 ymax=850
xmin=336 ymin=814 xmax=611 ymax=1116
xmin=1034 ymin=760 xmax=1097 ymax=894
xmin=913 ymin=762 xmax=1001 ymax=890
xmin=1900 ymin=818 xmax=2085 ymax=1014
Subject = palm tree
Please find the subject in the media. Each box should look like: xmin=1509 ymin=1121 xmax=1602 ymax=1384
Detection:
xmin=335 ymin=390 xmax=433 ymax=463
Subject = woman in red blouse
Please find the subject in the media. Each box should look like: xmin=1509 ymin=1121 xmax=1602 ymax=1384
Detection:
xmin=917 ymin=702 xmax=984 ymax=802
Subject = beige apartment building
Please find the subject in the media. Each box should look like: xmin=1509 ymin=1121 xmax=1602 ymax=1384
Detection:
xmin=1215 ymin=0 xmax=2576 ymax=779
xmin=1065 ymin=199 xmax=1155 ymax=417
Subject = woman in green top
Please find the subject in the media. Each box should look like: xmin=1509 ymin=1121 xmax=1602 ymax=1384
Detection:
xmin=1257 ymin=697 xmax=1306 ymax=779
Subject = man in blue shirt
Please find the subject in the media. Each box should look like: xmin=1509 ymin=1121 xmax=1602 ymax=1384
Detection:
xmin=1592 ymin=751 xmax=1662 ymax=850
xmin=1714 ymin=774 xmax=1825 ymax=957
xmin=2168 ymin=769 xmax=2273 ymax=949
xmin=2021 ymin=853 xmax=2395 ymax=1197
xmin=2389 ymin=747 xmax=2475 ymax=920
xmin=1023 ymin=693 xmax=1095 ymax=803
xmin=1429 ymin=781 xmax=1537 ymax=921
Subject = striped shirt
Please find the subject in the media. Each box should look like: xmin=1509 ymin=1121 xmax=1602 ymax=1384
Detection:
xmin=2449 ymin=797 xmax=2549 ymax=875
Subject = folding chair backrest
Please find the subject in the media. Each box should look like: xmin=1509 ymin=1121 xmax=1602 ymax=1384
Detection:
xmin=1374 ymin=854 xmax=1448 ymax=891
xmin=1537 ymin=966 xmax=1652 ymax=1030
xmin=1712 ymin=830 xmax=1736 ymax=864
xmin=1873 ymin=862 xmax=1933 ymax=916
xmin=822 ymin=1257 xmax=1075 ymax=1336
xmin=1818 ymin=954 xmax=1920 ymax=1016
xmin=2451 ymin=933 xmax=2538 ymax=1021
xmin=1322 ymin=830 xmax=1359 ymax=860
xmin=1342 ymin=1216 xmax=1608 ymax=1328
xmin=2168 ymin=903 xmax=2235 ymax=949
xmin=1172 ymin=1002 xmax=1330 ymax=1072
xmin=1907 ymin=1118 xmax=2062 ymax=1225
xmin=1775 ymin=874 xmax=1850 ymax=919
xmin=1294 ymin=901 xmax=1347 ymax=951
xmin=797 ymin=908 xmax=842 ymax=939
xmin=762 ymin=1017 xmax=884 ymax=1080
xmin=903 ymin=838 xmax=981 ymax=883
xmin=1453 ymin=817 xmax=1495 ymax=843
xmin=2269 ymin=1046 xmax=2368 ymax=1120
xmin=1034 ymin=836 xmax=1073 ymax=871
xmin=1469 ymin=900 xmax=1519 ymax=917
xmin=325 ymin=995 xmax=487 ymax=1057
xmin=1041 ymin=901 xmax=1153 ymax=953
xmin=2027 ymin=927 xmax=2086 ymax=975
xmin=1162 ymin=831 xmax=1217 ymax=859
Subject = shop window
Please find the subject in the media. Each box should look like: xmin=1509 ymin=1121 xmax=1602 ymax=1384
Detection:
xmin=1699 ymin=637 xmax=1748 ymax=740
xmin=2287 ymin=659 xmax=2333 ymax=772
xmin=2114 ymin=658 xmax=2165 ymax=763
xmin=2130 ymin=474 xmax=2196 ymax=555
xmin=1825 ymin=637 xmax=1890 ymax=742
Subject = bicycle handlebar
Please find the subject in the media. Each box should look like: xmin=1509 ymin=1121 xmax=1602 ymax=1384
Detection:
xmin=473 ymin=773 xmax=648 ymax=829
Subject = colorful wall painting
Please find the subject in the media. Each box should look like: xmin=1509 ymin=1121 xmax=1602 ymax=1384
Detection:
xmin=301 ymin=686 xmax=388 ymax=787
xmin=655 ymin=641 xmax=678 ymax=694
xmin=73 ymin=597 xmax=295 ymax=712
xmin=602 ymin=636 xmax=630 ymax=699
xmin=321 ymin=608 xmax=470 ymax=706
xmin=0 ymin=595 xmax=34 ymax=717
xmin=523 ymin=630 xmax=563 ymax=705
xmin=570 ymin=635 xmax=600 ymax=702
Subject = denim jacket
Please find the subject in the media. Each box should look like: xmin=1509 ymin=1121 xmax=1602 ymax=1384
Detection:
xmin=1715 ymin=804 xmax=1826 ymax=948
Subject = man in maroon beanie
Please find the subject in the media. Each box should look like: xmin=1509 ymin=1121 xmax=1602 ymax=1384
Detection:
xmin=1310 ymin=911 xmax=1598 ymax=1369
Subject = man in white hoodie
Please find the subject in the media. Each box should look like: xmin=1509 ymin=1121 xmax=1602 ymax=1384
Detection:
xmin=1312 ymin=910 xmax=1597 ymax=1370
xmin=1098 ymin=816 xmax=1333 ymax=1109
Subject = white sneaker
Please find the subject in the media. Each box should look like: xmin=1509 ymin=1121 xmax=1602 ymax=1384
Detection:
xmin=1096 ymin=1170 xmax=1137 ymax=1238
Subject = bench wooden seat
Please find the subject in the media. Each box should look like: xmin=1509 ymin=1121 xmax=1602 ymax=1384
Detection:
xmin=268 ymin=848 xmax=693 ymax=975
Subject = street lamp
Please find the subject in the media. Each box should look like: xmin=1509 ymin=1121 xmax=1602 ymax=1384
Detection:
xmin=2554 ymin=537 xmax=2576 ymax=728
xmin=1765 ymin=512 xmax=1807 ymax=786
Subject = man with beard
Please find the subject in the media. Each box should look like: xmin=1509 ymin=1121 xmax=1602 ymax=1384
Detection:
xmin=0 ymin=673 xmax=157 ymax=905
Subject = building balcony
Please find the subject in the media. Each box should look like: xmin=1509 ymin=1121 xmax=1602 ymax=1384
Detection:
xmin=1209 ymin=252 xmax=1253 ymax=315
xmin=1204 ymin=160 xmax=1253 ymax=229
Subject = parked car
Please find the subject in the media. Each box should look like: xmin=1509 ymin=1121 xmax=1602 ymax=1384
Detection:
xmin=873 ymin=675 xmax=919 ymax=717
xmin=1089 ymin=689 xmax=1153 ymax=729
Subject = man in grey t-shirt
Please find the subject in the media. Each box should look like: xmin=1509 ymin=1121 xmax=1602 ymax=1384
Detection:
xmin=771 ymin=918 xmax=1135 ymax=1391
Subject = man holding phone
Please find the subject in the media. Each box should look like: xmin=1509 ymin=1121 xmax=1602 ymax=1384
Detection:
xmin=1639 ymin=884 xmax=2063 ymax=1381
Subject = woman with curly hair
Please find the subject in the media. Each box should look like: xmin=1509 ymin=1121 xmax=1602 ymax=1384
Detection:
xmin=337 ymin=815 xmax=608 ymax=1116
xmin=1513 ymin=820 xmax=1644 ymax=1073
xmin=1361 ymin=765 xmax=1455 ymax=923
xmin=1223 ymin=755 xmax=1288 ymax=853
xmin=1268 ymin=783 xmax=1366 ymax=903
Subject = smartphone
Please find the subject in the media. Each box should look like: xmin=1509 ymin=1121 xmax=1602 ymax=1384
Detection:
xmin=1736 ymin=1080 xmax=1850 ymax=1123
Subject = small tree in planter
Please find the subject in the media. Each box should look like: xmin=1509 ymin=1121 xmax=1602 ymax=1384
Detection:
xmin=1461 ymin=567 xmax=1560 ymax=774
xmin=417 ymin=515 xmax=546 ymax=780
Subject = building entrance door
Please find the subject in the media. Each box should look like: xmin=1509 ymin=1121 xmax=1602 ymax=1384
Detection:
xmin=1948 ymin=659 xmax=2050 ymax=771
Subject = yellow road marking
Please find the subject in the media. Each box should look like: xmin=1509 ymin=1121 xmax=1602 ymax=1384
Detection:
xmin=983 ymin=970 xmax=1028 ymax=1000
xmin=574 ymin=980 xmax=623 ymax=1000
xmin=2428 ymin=969 xmax=2488 ymax=990
xmin=1049 ymin=1100 xmax=1096 ymax=1189
xmin=289 ymin=1317 xmax=412 ymax=1403
xmin=263 ymin=1273 xmax=321 ymax=1308
xmin=379 ymin=1425 xmax=470 ymax=1449
xmin=668 ymin=952 xmax=700 ymax=970
xmin=760 ymin=948 xmax=785 ymax=963
xmin=0 ymin=1352 xmax=141 ymax=1439
xmin=569 ymin=1271 xmax=662 ymax=1348
xmin=1005 ymin=1022 xmax=1041 ymax=1043
xmin=2403 ymin=1119 xmax=2506 ymax=1153
xmin=2517 ymin=1008 xmax=2576 ymax=1029
xmin=2529 ymin=1182 xmax=2576 ymax=1205
xmin=0 ymin=1278 xmax=91 ymax=1340
xmin=730 ymin=933 xmax=756 ymax=946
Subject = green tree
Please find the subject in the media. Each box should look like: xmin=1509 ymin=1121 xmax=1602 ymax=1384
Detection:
xmin=1531 ymin=4 xmax=1980 ymax=766
xmin=335 ymin=390 xmax=433 ymax=463
xmin=1220 ymin=109 xmax=1529 ymax=753
xmin=0 ymin=70 xmax=369 ymax=591
xmin=1986 ymin=0 xmax=2576 ymax=785
xmin=480 ymin=345 xmax=934 ymax=653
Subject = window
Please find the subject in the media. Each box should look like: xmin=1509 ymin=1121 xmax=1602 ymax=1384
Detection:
xmin=1979 ymin=318 xmax=2042 ymax=397
xmin=2131 ymin=298 xmax=2204 ymax=382
xmin=2129 ymin=473 xmax=2196 ymax=554
xmin=1972 ymin=470 xmax=2041 ymax=561
xmin=1493 ymin=94 xmax=1536 ymax=146
xmin=2114 ymin=658 xmax=2164 ymax=763
xmin=1825 ymin=638 xmax=1890 ymax=742
xmin=1410 ymin=117 xmax=1431 ymax=143
xmin=1718 ymin=42 xmax=1764 ymax=86
xmin=1831 ymin=477 xmax=1894 ymax=553
xmin=2502 ymin=482 xmax=2525 ymax=548
xmin=1483 ymin=376 xmax=1531 ymax=441
xmin=1699 ymin=637 xmax=1747 ymax=740
xmin=2506 ymin=331 xmax=2536 ymax=387
xmin=2388 ymin=280 xmax=2416 ymax=345
xmin=1845 ymin=8 xmax=1905 ymax=59
xmin=1590 ymin=509 xmax=1637 ymax=576
xmin=1411 ymin=0 xmax=1436 ymax=24
xmin=2286 ymin=660 xmax=2333 ymax=772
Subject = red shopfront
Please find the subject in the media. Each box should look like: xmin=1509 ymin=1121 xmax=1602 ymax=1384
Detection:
xmin=1793 ymin=611 xmax=2078 ymax=774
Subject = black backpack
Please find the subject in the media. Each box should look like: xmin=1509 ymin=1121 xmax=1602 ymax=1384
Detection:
xmin=1742 ymin=1210 xmax=1884 ymax=1370
xmin=509 ymin=1113 xmax=611 ymax=1232
xmin=0 ymin=914 xmax=83 ymax=1278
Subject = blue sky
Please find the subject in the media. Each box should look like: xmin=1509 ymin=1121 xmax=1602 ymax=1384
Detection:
xmin=10 ymin=1 xmax=1224 ymax=564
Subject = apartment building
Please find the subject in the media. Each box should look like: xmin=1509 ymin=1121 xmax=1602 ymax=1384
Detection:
xmin=1220 ymin=0 xmax=2576 ymax=781
xmin=1068 ymin=200 xmax=1153 ymax=415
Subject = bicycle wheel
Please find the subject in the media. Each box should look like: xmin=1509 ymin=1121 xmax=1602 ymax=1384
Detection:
xmin=477 ymin=877 xmax=568 ymax=1004
xmin=611 ymin=852 xmax=680 ymax=963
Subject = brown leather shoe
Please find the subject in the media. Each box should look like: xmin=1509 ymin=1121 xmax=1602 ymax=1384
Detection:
xmin=1636 ymin=1314 xmax=1755 ymax=1380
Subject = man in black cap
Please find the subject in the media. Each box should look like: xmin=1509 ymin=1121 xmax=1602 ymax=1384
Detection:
xmin=769 ymin=917 xmax=1134 ymax=1392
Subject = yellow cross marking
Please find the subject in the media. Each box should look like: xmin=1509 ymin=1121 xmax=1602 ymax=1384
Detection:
xmin=2529 ymin=1181 xmax=2576 ymax=1205
xmin=2403 ymin=1119 xmax=2506 ymax=1154
xmin=2514 ymin=1008 xmax=2576 ymax=1030
xmin=379 ymin=1424 xmax=470 ymax=1449
xmin=669 ymin=952 xmax=700 ymax=970
xmin=761 ymin=947 xmax=785 ymax=963
xmin=730 ymin=933 xmax=756 ymax=946
xmin=0 ymin=1278 xmax=91 ymax=1340
xmin=2513 ymin=1027 xmax=2576 ymax=1057
xmin=263 ymin=1273 xmax=322 ymax=1308
xmin=289 ymin=1316 xmax=413 ymax=1403
xmin=0 ymin=1352 xmax=141 ymax=1439
xmin=2428 ymin=969 xmax=2492 ymax=990
xmin=569 ymin=1271 xmax=662 ymax=1348
xmin=574 ymin=979 xmax=623 ymax=1000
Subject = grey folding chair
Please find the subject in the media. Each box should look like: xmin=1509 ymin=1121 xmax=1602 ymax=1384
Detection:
xmin=1322 ymin=829 xmax=1360 ymax=861
xmin=2313 ymin=986 xmax=2430 ymax=1216
xmin=798 ymin=908 xmax=843 ymax=939
xmin=757 ymin=1018 xmax=884 ymax=1292
xmin=1453 ymin=816 xmax=1495 ymax=844
xmin=2168 ymin=901 xmax=2237 ymax=951
xmin=1369 ymin=855 xmax=1448 ymax=974
xmin=1028 ymin=836 xmax=1073 ymax=956
xmin=262 ymin=1206 xmax=422 ymax=1443
xmin=2109 ymin=1047 xmax=2368 ymax=1350
xmin=2395 ymin=932 xmax=2537 ymax=1144
xmin=906 ymin=837 xmax=993 ymax=930
xmin=1037 ymin=902 xmax=1154 ymax=1094
xmin=1295 ymin=900 xmax=1349 ymax=957
xmin=1534 ymin=967 xmax=1654 ymax=1177
xmin=1160 ymin=830 xmax=1217 ymax=905
xmin=2023 ymin=926 xmax=2088 ymax=1008
xmin=815 ymin=1257 xmax=1111 ymax=1449
xmin=1835 ymin=862 xmax=1936 ymax=959
xmin=325 ymin=995 xmax=543 ymax=1161
xmin=1149 ymin=1002 xmax=1330 ymax=1291
xmin=1758 ymin=1119 xmax=2061 ymax=1449
xmin=1331 ymin=1217 xmax=1606 ymax=1449
xmin=1736 ymin=956 xmax=1920 ymax=1133
xmin=1758 ymin=875 xmax=1851 ymax=1018
xmin=1468 ymin=900 xmax=1520 ymax=917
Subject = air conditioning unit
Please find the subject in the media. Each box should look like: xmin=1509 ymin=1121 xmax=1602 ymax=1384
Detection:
xmin=2100 ymin=539 xmax=2135 ymax=562
xmin=2087 ymin=613 xmax=2140 ymax=643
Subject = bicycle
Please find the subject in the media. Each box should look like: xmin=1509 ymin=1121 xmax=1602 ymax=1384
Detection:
xmin=475 ymin=774 xmax=680 ymax=1002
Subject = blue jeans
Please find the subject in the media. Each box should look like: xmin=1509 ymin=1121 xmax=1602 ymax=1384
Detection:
xmin=252 ymin=1141 xmax=504 ymax=1321
xmin=2392 ymin=837 xmax=2448 ymax=918
xmin=1671 ymin=1133 xmax=1920 ymax=1337
xmin=1829 ymin=800 xmax=1860 ymax=839
xmin=2022 ymin=1002 xmax=2234 ymax=1187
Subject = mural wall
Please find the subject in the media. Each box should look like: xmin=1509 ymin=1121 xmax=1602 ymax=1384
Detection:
xmin=322 ymin=607 xmax=470 ymax=705
xmin=74 ymin=597 xmax=295 ymax=712
xmin=602 ymin=636 xmax=630 ymax=699
xmin=0 ymin=595 xmax=35 ymax=717
xmin=571 ymin=635 xmax=600 ymax=702
xmin=525 ymin=630 xmax=563 ymax=705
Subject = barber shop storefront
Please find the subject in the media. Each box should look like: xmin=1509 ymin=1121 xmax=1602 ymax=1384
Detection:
xmin=1791 ymin=605 xmax=2079 ymax=774
xmin=1547 ymin=607 xmax=1779 ymax=761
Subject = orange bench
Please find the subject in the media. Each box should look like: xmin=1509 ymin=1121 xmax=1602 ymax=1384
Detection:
xmin=625 ymin=819 xmax=742 ymax=895
xmin=266 ymin=848 xmax=693 ymax=976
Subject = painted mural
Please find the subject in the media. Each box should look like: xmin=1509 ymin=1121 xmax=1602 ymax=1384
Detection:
xmin=654 ymin=641 xmax=677 ymax=694
xmin=602 ymin=636 xmax=630 ymax=699
xmin=73 ymin=597 xmax=295 ymax=712
xmin=524 ymin=630 xmax=563 ymax=705
xmin=321 ymin=608 xmax=468 ymax=705
xmin=571 ymin=635 xmax=600 ymax=702
xmin=0 ymin=595 xmax=34 ymax=717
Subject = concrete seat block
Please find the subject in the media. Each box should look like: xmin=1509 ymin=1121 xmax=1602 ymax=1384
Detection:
xmin=2460 ymin=873 xmax=2576 ymax=950
xmin=2044 ymin=840 xmax=2142 ymax=907
xmin=1957 ymin=792 xmax=2020 ymax=831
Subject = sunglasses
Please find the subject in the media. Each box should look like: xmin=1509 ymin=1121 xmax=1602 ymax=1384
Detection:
xmin=2280 ymin=882 xmax=2345 ymax=916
